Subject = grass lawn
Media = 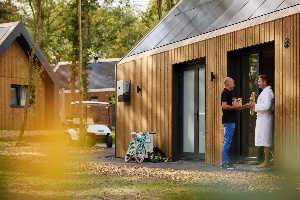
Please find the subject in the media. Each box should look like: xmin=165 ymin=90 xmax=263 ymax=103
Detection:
xmin=0 ymin=141 xmax=218 ymax=200
xmin=0 ymin=132 xmax=299 ymax=200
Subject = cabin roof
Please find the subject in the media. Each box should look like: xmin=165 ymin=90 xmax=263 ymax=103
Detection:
xmin=124 ymin=0 xmax=299 ymax=58
xmin=0 ymin=21 xmax=59 ymax=83
xmin=54 ymin=59 xmax=119 ymax=90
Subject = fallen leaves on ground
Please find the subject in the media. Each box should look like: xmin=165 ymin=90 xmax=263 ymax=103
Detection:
xmin=76 ymin=162 xmax=292 ymax=192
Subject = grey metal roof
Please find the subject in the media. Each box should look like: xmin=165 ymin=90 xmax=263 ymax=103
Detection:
xmin=54 ymin=60 xmax=118 ymax=90
xmin=129 ymin=0 xmax=300 ymax=56
xmin=0 ymin=27 xmax=10 ymax=40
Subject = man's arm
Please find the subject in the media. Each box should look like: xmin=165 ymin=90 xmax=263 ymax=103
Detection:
xmin=222 ymin=102 xmax=240 ymax=110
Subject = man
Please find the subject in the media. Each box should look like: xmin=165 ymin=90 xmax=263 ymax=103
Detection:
xmin=221 ymin=77 xmax=250 ymax=169
xmin=250 ymin=75 xmax=274 ymax=168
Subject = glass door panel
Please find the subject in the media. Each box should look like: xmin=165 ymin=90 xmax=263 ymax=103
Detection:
xmin=242 ymin=53 xmax=258 ymax=157
xmin=199 ymin=67 xmax=205 ymax=153
xmin=183 ymin=70 xmax=195 ymax=153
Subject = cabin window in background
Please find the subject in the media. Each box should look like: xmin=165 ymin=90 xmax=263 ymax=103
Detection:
xmin=91 ymin=97 xmax=99 ymax=102
xmin=11 ymin=84 xmax=27 ymax=108
xmin=10 ymin=85 xmax=35 ymax=108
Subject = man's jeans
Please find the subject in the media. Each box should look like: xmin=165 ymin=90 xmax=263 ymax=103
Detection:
xmin=222 ymin=123 xmax=235 ymax=165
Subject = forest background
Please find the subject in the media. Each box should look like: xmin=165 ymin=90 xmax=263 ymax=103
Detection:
xmin=0 ymin=0 xmax=179 ymax=67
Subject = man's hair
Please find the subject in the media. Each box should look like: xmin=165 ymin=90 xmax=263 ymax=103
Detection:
xmin=224 ymin=77 xmax=232 ymax=86
xmin=258 ymin=75 xmax=270 ymax=85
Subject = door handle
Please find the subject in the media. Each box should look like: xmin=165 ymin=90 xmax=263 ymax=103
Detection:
xmin=195 ymin=110 xmax=199 ymax=121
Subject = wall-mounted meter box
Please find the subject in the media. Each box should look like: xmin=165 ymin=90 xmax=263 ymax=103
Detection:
xmin=117 ymin=80 xmax=130 ymax=102
xmin=117 ymin=80 xmax=130 ymax=96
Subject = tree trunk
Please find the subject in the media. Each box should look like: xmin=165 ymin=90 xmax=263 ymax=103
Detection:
xmin=157 ymin=0 xmax=163 ymax=20
xmin=167 ymin=0 xmax=172 ymax=10
xmin=78 ymin=0 xmax=84 ymax=143
xmin=17 ymin=0 xmax=42 ymax=144
xmin=70 ymin=58 xmax=76 ymax=118
xmin=70 ymin=3 xmax=79 ymax=118
xmin=82 ymin=0 xmax=89 ymax=101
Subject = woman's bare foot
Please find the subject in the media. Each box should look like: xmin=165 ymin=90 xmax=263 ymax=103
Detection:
xmin=256 ymin=162 xmax=270 ymax=168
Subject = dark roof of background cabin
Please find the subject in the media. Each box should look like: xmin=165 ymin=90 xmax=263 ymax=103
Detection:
xmin=129 ymin=0 xmax=300 ymax=56
xmin=54 ymin=60 xmax=118 ymax=90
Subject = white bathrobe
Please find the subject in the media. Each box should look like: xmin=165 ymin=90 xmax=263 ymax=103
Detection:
xmin=254 ymin=86 xmax=274 ymax=147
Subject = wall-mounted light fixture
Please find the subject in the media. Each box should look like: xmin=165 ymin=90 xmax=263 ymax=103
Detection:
xmin=137 ymin=86 xmax=141 ymax=93
xmin=211 ymin=72 xmax=215 ymax=82
xmin=284 ymin=38 xmax=290 ymax=48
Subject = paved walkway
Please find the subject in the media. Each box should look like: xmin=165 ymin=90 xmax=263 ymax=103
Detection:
xmin=78 ymin=144 xmax=274 ymax=172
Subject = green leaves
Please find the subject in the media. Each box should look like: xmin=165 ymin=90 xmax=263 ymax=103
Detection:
xmin=2 ymin=0 xmax=176 ymax=65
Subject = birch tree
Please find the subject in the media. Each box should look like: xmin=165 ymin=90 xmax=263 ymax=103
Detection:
xmin=17 ymin=0 xmax=44 ymax=144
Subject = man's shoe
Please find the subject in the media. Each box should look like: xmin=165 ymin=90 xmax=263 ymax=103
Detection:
xmin=227 ymin=163 xmax=236 ymax=169
xmin=221 ymin=163 xmax=235 ymax=169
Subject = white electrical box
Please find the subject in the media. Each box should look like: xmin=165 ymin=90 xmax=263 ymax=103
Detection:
xmin=117 ymin=80 xmax=130 ymax=96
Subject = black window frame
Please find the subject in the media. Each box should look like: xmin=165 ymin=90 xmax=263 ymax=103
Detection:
xmin=10 ymin=84 xmax=35 ymax=108
xmin=11 ymin=84 xmax=27 ymax=108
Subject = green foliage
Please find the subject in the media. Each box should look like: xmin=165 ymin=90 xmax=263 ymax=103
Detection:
xmin=249 ymin=54 xmax=258 ymax=92
xmin=108 ymin=95 xmax=115 ymax=104
xmin=2 ymin=0 xmax=172 ymax=65
xmin=89 ymin=5 xmax=149 ymax=58
xmin=0 ymin=1 xmax=24 ymax=23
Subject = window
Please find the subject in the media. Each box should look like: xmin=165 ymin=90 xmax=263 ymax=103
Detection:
xmin=91 ymin=96 xmax=99 ymax=102
xmin=11 ymin=85 xmax=35 ymax=108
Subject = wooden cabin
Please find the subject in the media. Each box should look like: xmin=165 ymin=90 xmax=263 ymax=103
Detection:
xmin=0 ymin=21 xmax=59 ymax=130
xmin=116 ymin=0 xmax=300 ymax=171
xmin=54 ymin=59 xmax=118 ymax=126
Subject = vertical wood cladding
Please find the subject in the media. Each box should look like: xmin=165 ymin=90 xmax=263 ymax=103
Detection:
xmin=0 ymin=40 xmax=46 ymax=130
xmin=116 ymin=14 xmax=300 ymax=171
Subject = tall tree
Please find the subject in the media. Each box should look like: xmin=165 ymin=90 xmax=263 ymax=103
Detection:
xmin=78 ymin=0 xmax=84 ymax=143
xmin=157 ymin=0 xmax=162 ymax=20
xmin=156 ymin=0 xmax=178 ymax=20
xmin=81 ymin=0 xmax=99 ymax=100
xmin=69 ymin=0 xmax=79 ymax=108
xmin=82 ymin=0 xmax=90 ymax=100
xmin=17 ymin=0 xmax=44 ymax=144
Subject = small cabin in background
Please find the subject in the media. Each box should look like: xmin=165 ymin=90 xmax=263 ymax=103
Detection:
xmin=54 ymin=58 xmax=118 ymax=127
xmin=0 ymin=21 xmax=59 ymax=130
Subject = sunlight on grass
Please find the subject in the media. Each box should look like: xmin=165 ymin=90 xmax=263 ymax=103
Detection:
xmin=0 ymin=131 xmax=300 ymax=199
xmin=0 ymin=134 xmax=105 ymax=199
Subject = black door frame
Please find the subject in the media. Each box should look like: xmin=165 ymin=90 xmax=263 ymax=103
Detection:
xmin=172 ymin=58 xmax=206 ymax=161
xmin=227 ymin=42 xmax=274 ymax=161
